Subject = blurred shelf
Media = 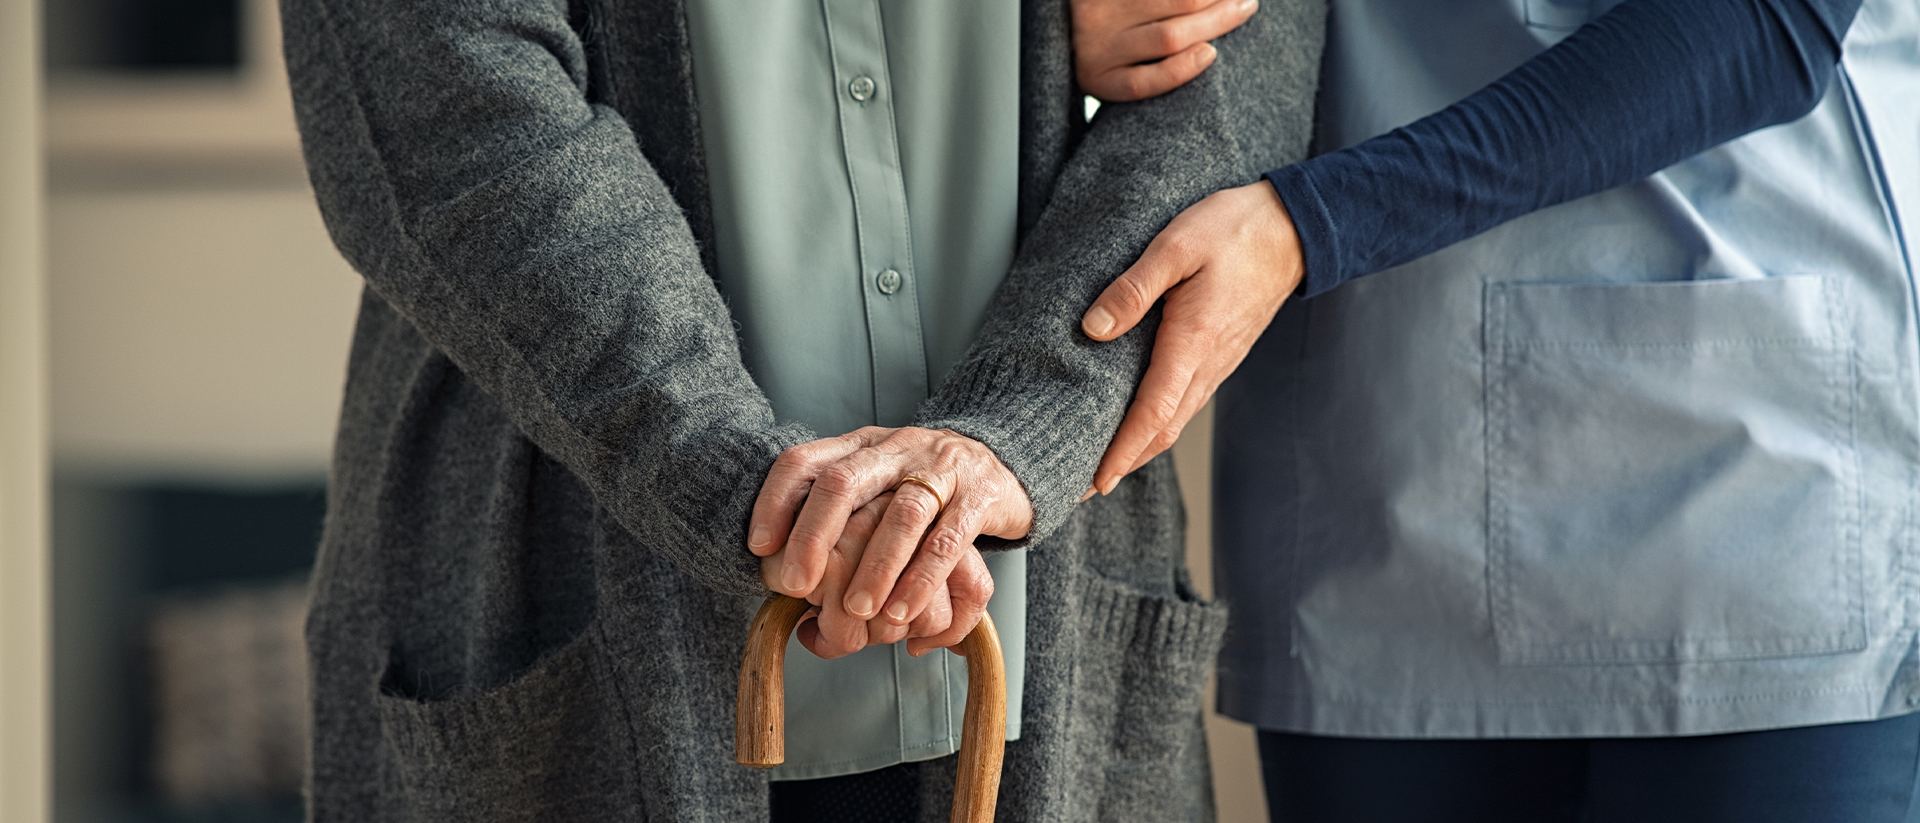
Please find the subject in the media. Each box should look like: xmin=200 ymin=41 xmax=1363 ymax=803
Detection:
xmin=45 ymin=0 xmax=302 ymax=178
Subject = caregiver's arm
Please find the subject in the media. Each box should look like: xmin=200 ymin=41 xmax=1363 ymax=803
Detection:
xmin=1080 ymin=0 xmax=1866 ymax=494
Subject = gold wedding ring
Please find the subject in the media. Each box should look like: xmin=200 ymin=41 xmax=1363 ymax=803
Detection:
xmin=897 ymin=476 xmax=946 ymax=512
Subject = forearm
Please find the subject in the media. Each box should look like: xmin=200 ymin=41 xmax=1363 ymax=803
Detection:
xmin=1274 ymin=0 xmax=1863 ymax=298
xmin=284 ymin=0 xmax=808 ymax=594
xmin=917 ymin=0 xmax=1326 ymax=543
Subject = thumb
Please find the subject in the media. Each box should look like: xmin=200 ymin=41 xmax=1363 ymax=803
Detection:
xmin=1082 ymin=234 xmax=1197 ymax=342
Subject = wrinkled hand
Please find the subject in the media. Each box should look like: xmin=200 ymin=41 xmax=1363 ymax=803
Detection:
xmin=749 ymin=427 xmax=1032 ymax=657
xmin=762 ymin=492 xmax=997 ymax=660
xmin=1072 ymin=0 xmax=1259 ymax=102
xmin=1081 ymin=181 xmax=1303 ymax=495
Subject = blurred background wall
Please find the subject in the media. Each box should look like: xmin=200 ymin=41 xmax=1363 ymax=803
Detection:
xmin=36 ymin=0 xmax=1271 ymax=820
xmin=44 ymin=0 xmax=357 ymax=819
xmin=4 ymin=0 xmax=52 ymax=819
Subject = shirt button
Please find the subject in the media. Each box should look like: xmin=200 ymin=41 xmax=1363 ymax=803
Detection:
xmin=848 ymin=75 xmax=877 ymax=102
xmin=876 ymin=268 xmax=902 ymax=295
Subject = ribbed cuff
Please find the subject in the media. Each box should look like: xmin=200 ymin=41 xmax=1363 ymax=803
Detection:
xmin=634 ymin=422 xmax=815 ymax=596
xmin=914 ymin=333 xmax=1141 ymax=550
xmin=1265 ymin=165 xmax=1344 ymax=299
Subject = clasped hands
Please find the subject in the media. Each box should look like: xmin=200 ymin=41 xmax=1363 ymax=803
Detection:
xmin=748 ymin=426 xmax=1032 ymax=660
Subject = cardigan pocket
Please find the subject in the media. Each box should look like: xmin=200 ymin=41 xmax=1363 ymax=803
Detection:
xmin=1074 ymin=570 xmax=1228 ymax=821
xmin=1484 ymin=276 xmax=1866 ymax=666
xmin=375 ymin=626 xmax=639 ymax=821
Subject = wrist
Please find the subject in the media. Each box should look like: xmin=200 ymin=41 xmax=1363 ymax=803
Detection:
xmin=1262 ymin=166 xmax=1335 ymax=298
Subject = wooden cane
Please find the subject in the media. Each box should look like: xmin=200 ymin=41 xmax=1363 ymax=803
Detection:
xmin=736 ymin=594 xmax=1006 ymax=823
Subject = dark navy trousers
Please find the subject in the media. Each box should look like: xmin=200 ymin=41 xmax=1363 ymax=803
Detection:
xmin=1260 ymin=713 xmax=1920 ymax=823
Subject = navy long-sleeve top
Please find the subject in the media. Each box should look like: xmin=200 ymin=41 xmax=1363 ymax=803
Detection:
xmin=1268 ymin=0 xmax=1866 ymax=299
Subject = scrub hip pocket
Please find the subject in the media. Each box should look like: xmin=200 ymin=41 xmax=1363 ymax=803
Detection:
xmin=1483 ymin=275 xmax=1865 ymax=666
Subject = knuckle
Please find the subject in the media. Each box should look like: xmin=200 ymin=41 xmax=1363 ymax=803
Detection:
xmin=921 ymin=529 xmax=967 ymax=562
xmin=772 ymin=448 xmax=810 ymax=473
xmin=935 ymin=439 xmax=970 ymax=469
xmin=1145 ymin=391 xmax=1183 ymax=427
xmin=816 ymin=463 xmax=861 ymax=496
xmin=1114 ymin=273 xmax=1159 ymax=314
xmin=1119 ymin=70 xmax=1153 ymax=102
xmin=893 ymin=494 xmax=937 ymax=524
xmin=1151 ymin=24 xmax=1187 ymax=55
xmin=905 ymin=563 xmax=948 ymax=595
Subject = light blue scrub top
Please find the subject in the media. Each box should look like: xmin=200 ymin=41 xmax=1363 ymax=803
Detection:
xmin=685 ymin=0 xmax=1025 ymax=779
xmin=1215 ymin=0 xmax=1920 ymax=739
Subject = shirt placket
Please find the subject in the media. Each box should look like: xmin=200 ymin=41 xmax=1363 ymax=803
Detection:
xmin=821 ymin=0 xmax=930 ymax=428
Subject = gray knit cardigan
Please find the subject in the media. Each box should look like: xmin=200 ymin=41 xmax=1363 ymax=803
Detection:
xmin=282 ymin=0 xmax=1321 ymax=819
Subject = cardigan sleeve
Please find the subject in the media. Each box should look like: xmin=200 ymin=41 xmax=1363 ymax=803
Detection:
xmin=282 ymin=0 xmax=810 ymax=596
xmin=1272 ymin=0 xmax=1865 ymax=298
xmin=914 ymin=0 xmax=1328 ymax=545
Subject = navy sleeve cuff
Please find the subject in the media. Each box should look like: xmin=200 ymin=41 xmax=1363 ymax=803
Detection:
xmin=1260 ymin=0 xmax=1858 ymax=294
xmin=1266 ymin=165 xmax=1345 ymax=299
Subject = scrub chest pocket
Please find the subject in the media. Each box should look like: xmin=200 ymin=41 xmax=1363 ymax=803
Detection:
xmin=1484 ymin=276 xmax=1866 ymax=665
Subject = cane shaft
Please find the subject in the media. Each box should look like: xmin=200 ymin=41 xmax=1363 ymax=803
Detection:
xmin=734 ymin=594 xmax=1006 ymax=823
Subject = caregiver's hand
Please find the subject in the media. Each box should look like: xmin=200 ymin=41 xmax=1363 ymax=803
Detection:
xmin=749 ymin=427 xmax=1031 ymax=656
xmin=1081 ymin=180 xmax=1304 ymax=495
xmin=1072 ymin=0 xmax=1259 ymax=102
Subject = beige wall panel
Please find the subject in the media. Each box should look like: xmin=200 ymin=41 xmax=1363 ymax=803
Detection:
xmin=48 ymin=188 xmax=361 ymax=475
xmin=1 ymin=0 xmax=52 ymax=817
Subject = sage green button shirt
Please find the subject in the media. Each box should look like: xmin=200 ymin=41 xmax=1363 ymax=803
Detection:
xmin=685 ymin=0 xmax=1025 ymax=780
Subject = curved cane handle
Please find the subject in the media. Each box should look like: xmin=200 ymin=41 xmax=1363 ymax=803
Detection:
xmin=736 ymin=594 xmax=1005 ymax=823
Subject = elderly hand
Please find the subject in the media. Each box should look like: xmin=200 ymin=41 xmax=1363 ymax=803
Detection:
xmin=749 ymin=427 xmax=1031 ymax=657
xmin=1081 ymin=181 xmax=1304 ymax=495
xmin=1072 ymin=0 xmax=1259 ymax=102
xmin=762 ymin=492 xmax=998 ymax=659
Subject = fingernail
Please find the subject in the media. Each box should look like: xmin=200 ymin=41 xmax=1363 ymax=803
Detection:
xmin=1099 ymin=477 xmax=1118 ymax=496
xmin=886 ymin=602 xmax=909 ymax=623
xmin=748 ymin=525 xmax=770 ymax=550
xmin=782 ymin=563 xmax=806 ymax=593
xmin=1084 ymin=306 xmax=1115 ymax=338
xmin=1079 ymin=487 xmax=1097 ymax=503
xmin=848 ymin=591 xmax=875 ymax=618
xmin=1240 ymin=0 xmax=1257 ymax=12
